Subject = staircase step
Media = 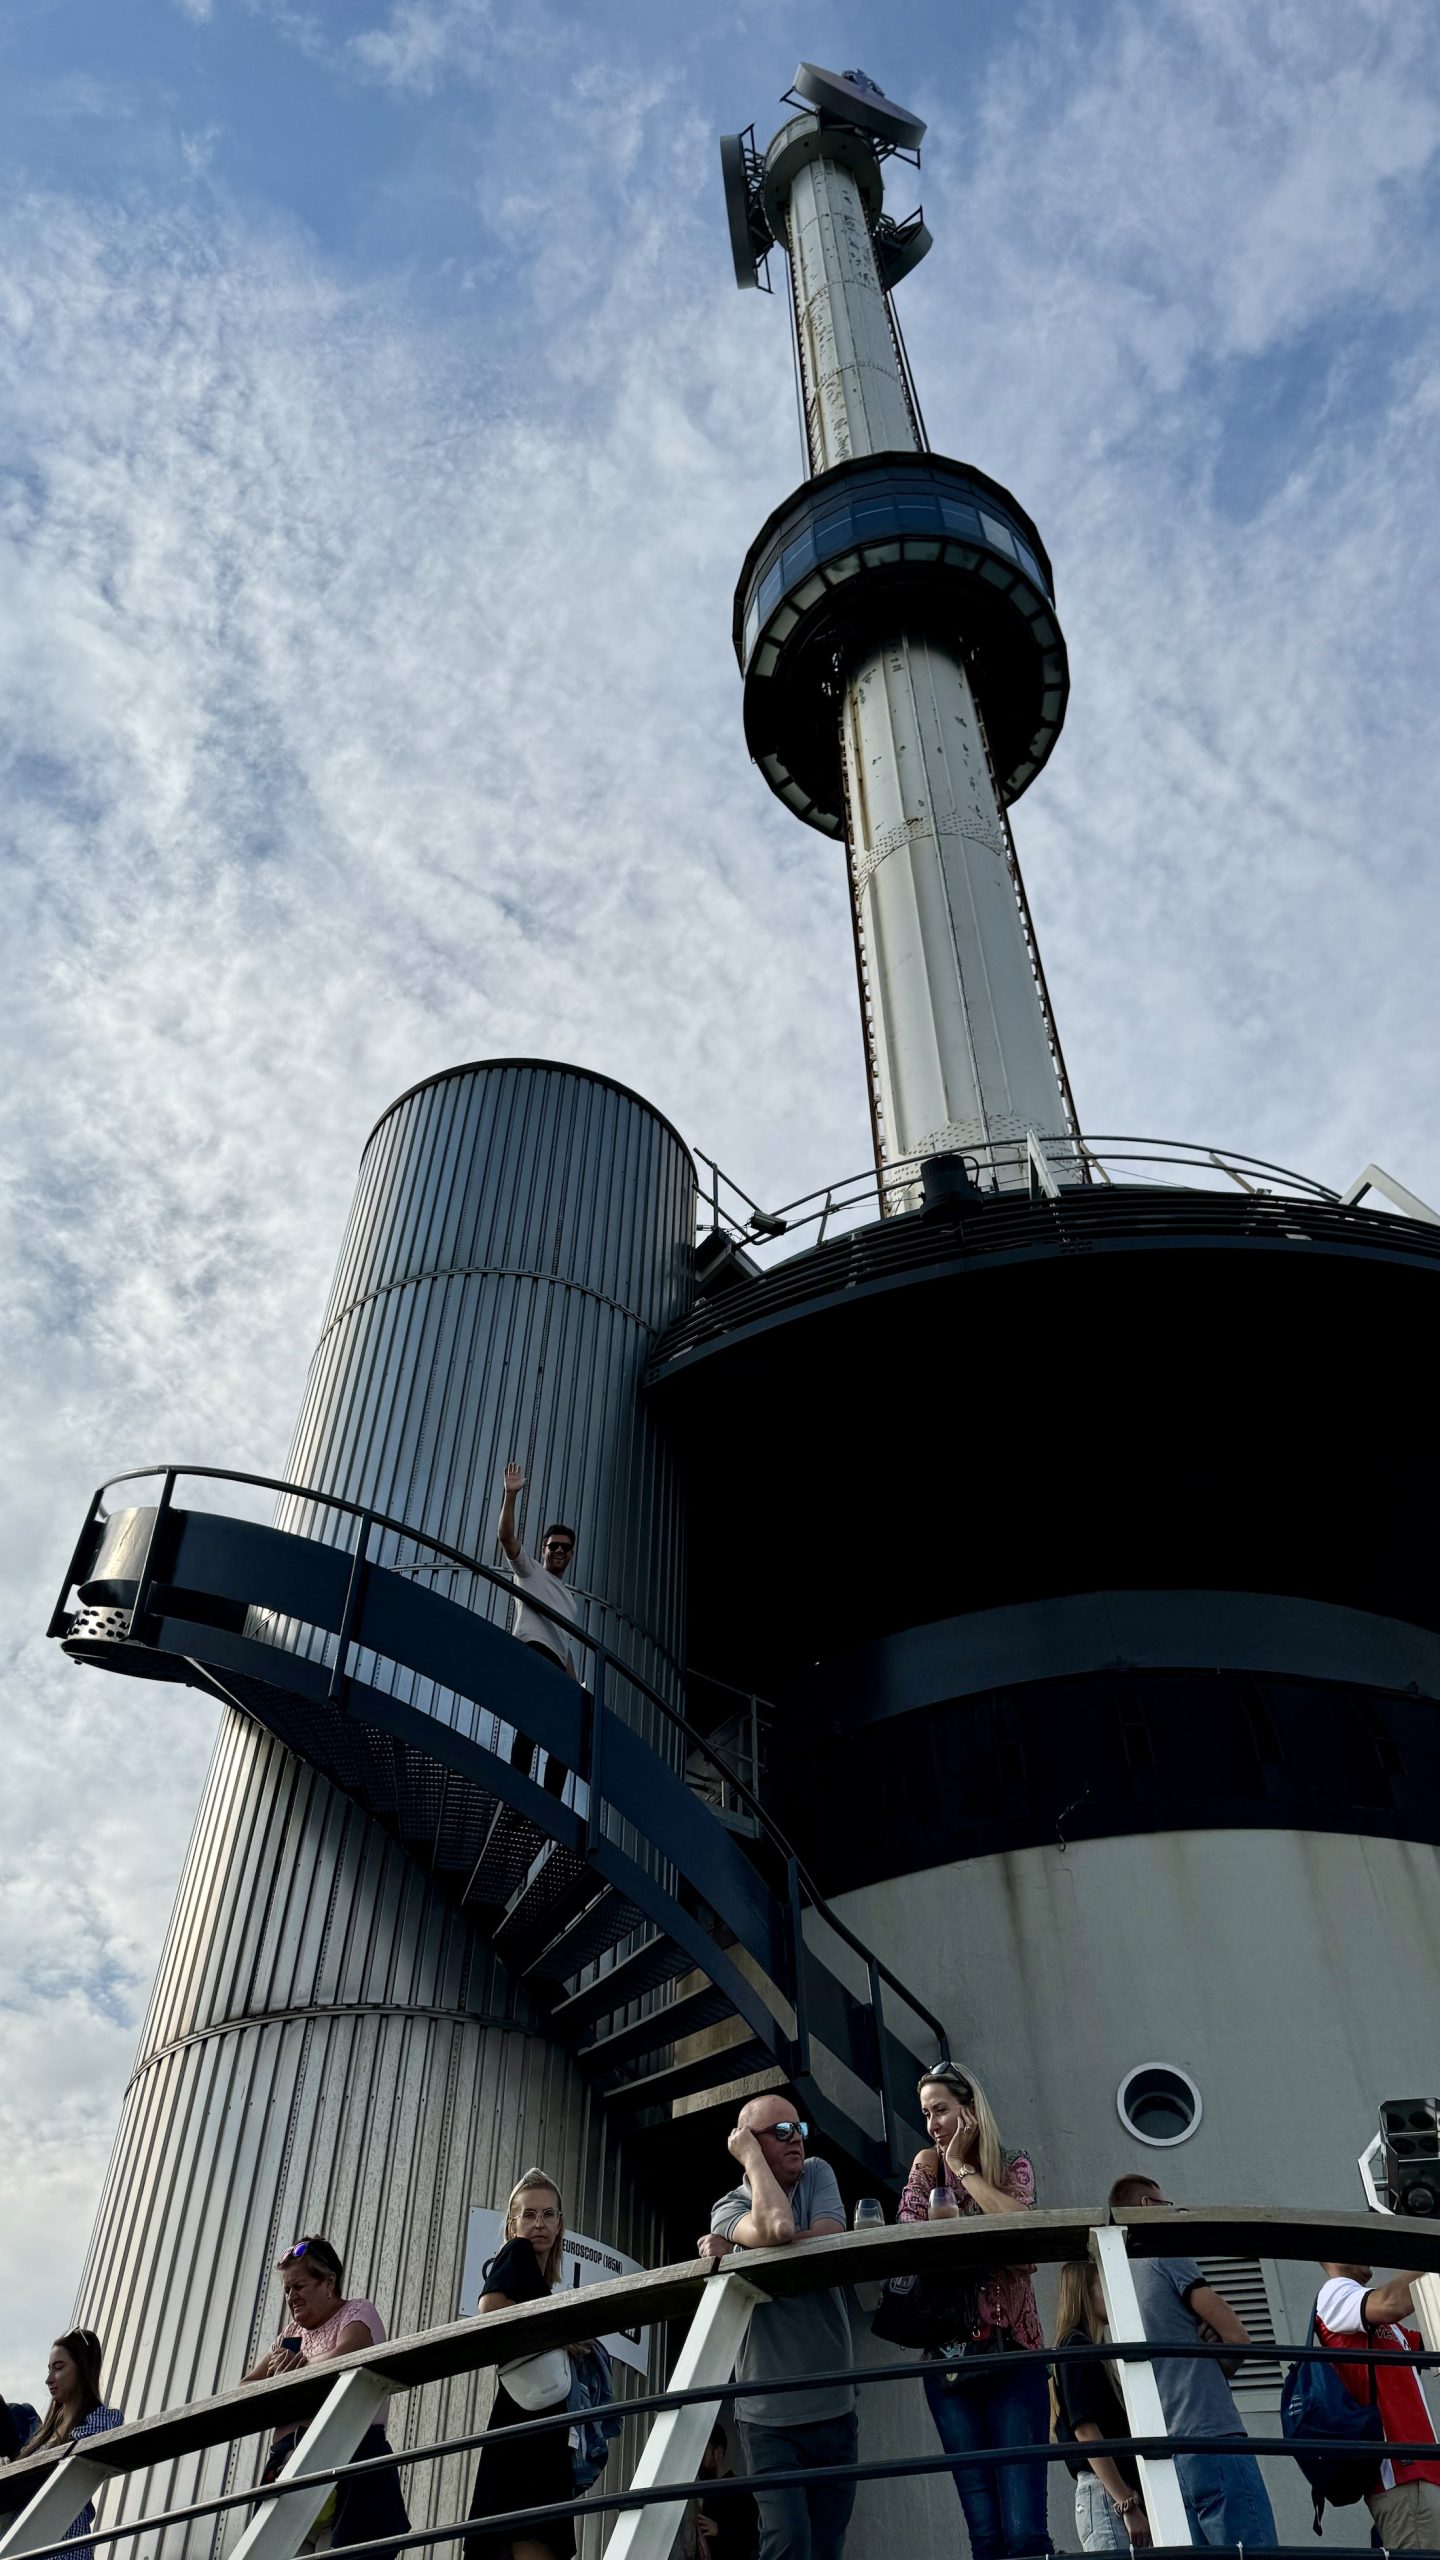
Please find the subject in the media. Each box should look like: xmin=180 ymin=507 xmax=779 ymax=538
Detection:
xmin=524 ymin=1888 xmax=650 ymax=1986
xmin=492 ymin=1847 xmax=600 ymax=1969
xmin=461 ymin=1802 xmax=550 ymax=1908
xmin=602 ymin=2035 xmax=773 ymax=2115
xmin=582 ymin=1981 xmax=736 ymax=2078
xmin=547 ymin=1933 xmax=695 ymax=2034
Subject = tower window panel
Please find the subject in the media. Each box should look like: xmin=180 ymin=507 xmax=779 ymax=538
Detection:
xmin=980 ymin=513 xmax=1016 ymax=556
xmin=782 ymin=531 xmax=817 ymax=583
xmin=941 ymin=499 xmax=982 ymax=536
xmin=813 ymin=508 xmax=854 ymax=557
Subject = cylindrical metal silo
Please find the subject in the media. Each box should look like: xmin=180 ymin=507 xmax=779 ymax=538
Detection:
xmin=71 ymin=1059 xmax=695 ymax=2556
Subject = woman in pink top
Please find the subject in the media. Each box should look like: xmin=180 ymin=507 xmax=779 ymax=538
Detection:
xmin=896 ymin=2061 xmax=1052 ymax=2559
xmin=242 ymin=2233 xmax=410 ymax=2560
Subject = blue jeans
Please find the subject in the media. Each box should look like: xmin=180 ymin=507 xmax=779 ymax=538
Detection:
xmin=922 ymin=2357 xmax=1054 ymax=2558
xmin=1175 ymin=2444 xmax=1276 ymax=2548
xmin=1074 ymin=2470 xmax=1132 ymax=2551
xmin=738 ymin=2412 xmax=858 ymax=2560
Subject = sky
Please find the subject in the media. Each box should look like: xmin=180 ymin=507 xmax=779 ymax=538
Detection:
xmin=2 ymin=0 xmax=1439 ymax=2399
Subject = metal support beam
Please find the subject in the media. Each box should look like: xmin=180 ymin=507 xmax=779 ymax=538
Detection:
xmin=605 ymin=2269 xmax=763 ymax=2560
xmin=1341 ymin=1163 xmax=1440 ymax=1225
xmin=1091 ymin=2221 xmax=1193 ymax=2548
xmin=0 ymin=2452 xmax=119 ymax=2559
xmin=226 ymin=2366 xmax=394 ymax=2560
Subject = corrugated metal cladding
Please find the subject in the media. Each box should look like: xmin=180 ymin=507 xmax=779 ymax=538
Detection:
xmin=76 ymin=1714 xmax=665 ymax=2558
xmin=282 ymin=1059 xmax=696 ymax=1703
xmin=74 ymin=1062 xmax=694 ymax=2557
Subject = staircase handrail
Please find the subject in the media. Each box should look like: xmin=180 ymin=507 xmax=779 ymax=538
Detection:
xmin=54 ymin=1462 xmax=947 ymax=2056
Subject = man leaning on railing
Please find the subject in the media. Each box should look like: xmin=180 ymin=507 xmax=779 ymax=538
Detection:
xmin=1110 ymin=2175 xmax=1276 ymax=2549
xmin=699 ymin=2095 xmax=855 ymax=2560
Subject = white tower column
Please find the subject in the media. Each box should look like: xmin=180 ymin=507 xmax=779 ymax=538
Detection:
xmin=775 ymin=124 xmax=1070 ymax=1190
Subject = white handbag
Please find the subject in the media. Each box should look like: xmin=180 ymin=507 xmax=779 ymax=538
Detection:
xmin=500 ymin=2346 xmax=571 ymax=2410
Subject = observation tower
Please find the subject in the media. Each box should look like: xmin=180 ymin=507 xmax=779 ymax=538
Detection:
xmin=39 ymin=52 xmax=1440 ymax=2557
xmin=723 ymin=64 xmax=1076 ymax=1198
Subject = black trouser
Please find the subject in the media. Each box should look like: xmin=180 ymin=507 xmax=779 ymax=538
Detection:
xmin=511 ymin=1642 xmax=574 ymax=1797
xmin=262 ymin=2426 xmax=409 ymax=2560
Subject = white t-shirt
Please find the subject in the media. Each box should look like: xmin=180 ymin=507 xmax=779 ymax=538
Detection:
xmin=1316 ymin=2275 xmax=1437 ymax=2490
xmin=508 ymin=1543 xmax=581 ymax=1672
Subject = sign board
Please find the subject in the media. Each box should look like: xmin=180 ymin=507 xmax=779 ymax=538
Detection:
xmin=460 ymin=2210 xmax=650 ymax=2375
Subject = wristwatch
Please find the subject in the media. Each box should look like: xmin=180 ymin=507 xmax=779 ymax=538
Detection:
xmin=1113 ymin=2496 xmax=1141 ymax=2518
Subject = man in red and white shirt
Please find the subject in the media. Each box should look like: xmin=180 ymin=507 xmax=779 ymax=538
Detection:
xmin=1316 ymin=2258 xmax=1440 ymax=2548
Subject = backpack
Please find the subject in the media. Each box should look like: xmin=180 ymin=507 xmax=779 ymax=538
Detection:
xmin=1280 ymin=2301 xmax=1384 ymax=2535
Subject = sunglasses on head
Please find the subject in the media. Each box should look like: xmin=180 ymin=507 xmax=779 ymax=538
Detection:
xmin=930 ymin=2065 xmax=974 ymax=2103
xmin=759 ymin=2119 xmax=808 ymax=2141
xmin=286 ymin=2239 xmax=338 ymax=2273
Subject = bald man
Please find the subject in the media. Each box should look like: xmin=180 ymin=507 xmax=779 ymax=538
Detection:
xmin=701 ymin=2093 xmax=854 ymax=2560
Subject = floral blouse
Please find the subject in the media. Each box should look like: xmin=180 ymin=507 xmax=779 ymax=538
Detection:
xmin=897 ymin=2149 xmax=1045 ymax=2354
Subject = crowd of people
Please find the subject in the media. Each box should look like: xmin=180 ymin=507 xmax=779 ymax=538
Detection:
xmin=4 ymin=1470 xmax=1437 ymax=2558
xmin=693 ymin=2069 xmax=1440 ymax=2560
xmin=5 ymin=2072 xmax=1440 ymax=2560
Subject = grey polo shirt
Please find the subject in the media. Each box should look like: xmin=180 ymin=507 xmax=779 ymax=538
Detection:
xmin=1132 ymin=2256 xmax=1247 ymax=2442
xmin=710 ymin=2156 xmax=854 ymax=2428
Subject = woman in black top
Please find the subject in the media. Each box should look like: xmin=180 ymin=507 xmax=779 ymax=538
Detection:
xmin=464 ymin=2169 xmax=577 ymax=2560
xmin=1053 ymin=2261 xmax=1152 ymax=2552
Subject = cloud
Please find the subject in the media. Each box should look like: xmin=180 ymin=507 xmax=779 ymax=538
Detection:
xmin=350 ymin=0 xmax=497 ymax=94
xmin=3 ymin=0 xmax=1440 ymax=2390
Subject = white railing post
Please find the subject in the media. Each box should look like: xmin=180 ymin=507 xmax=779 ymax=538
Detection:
xmin=1340 ymin=1163 xmax=1440 ymax=1224
xmin=226 ymin=2366 xmax=394 ymax=2560
xmin=1091 ymin=2222 xmax=1193 ymax=2548
xmin=1026 ymin=1129 xmax=1060 ymax=1201
xmin=0 ymin=2453 xmax=119 ymax=2560
xmin=604 ymin=2268 xmax=763 ymax=2560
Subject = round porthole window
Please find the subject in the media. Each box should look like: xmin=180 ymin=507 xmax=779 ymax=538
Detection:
xmin=1117 ymin=2064 xmax=1202 ymax=2147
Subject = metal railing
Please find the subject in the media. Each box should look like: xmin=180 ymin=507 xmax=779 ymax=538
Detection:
xmin=50 ymin=1464 xmax=946 ymax=2164
xmin=691 ymin=1134 xmax=1438 ymax=1270
xmin=5 ymin=2206 xmax=1440 ymax=2560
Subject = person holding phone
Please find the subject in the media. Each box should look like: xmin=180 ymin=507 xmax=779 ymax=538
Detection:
xmin=240 ymin=2233 xmax=409 ymax=2560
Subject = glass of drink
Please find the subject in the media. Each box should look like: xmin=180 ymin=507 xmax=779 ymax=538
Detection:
xmin=853 ymin=2198 xmax=885 ymax=2229
xmin=928 ymin=2184 xmax=960 ymax=2220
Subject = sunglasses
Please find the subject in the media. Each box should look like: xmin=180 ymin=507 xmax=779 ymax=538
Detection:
xmin=759 ymin=2119 xmax=808 ymax=2142
xmin=929 ymin=2068 xmax=975 ymax=2103
xmin=285 ymin=2240 xmax=339 ymax=2273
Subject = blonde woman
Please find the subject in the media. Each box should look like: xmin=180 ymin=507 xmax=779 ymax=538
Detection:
xmin=1053 ymin=2260 xmax=1151 ymax=2550
xmin=16 ymin=2331 xmax=122 ymax=2544
xmin=465 ymin=2170 xmax=580 ymax=2560
xmin=896 ymin=2061 xmax=1052 ymax=2557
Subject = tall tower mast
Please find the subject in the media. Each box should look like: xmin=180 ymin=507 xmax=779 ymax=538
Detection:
xmin=725 ymin=66 xmax=1077 ymax=1195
